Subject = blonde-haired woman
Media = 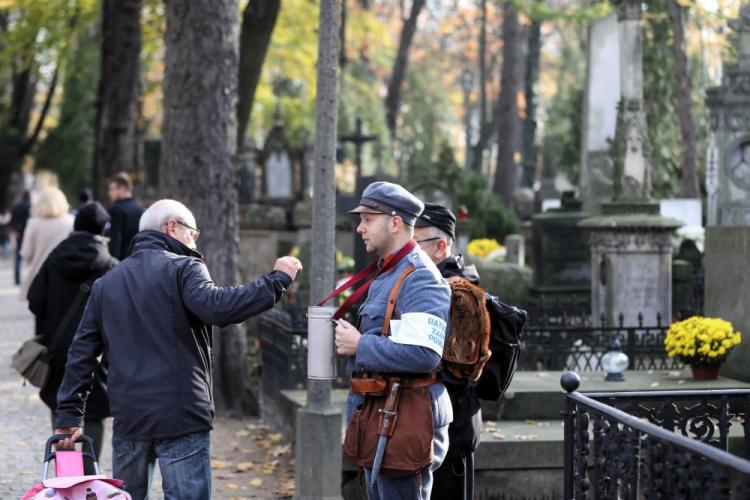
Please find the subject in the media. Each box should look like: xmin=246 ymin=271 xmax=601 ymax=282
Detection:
xmin=19 ymin=187 xmax=74 ymax=299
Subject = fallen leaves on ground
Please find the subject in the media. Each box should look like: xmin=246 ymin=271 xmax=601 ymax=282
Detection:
xmin=234 ymin=461 xmax=254 ymax=472
xmin=513 ymin=434 xmax=539 ymax=441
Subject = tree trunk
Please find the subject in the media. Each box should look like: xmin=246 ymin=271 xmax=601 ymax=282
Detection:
xmin=667 ymin=0 xmax=700 ymax=198
xmin=236 ymin=0 xmax=281 ymax=153
xmin=493 ymin=1 xmax=522 ymax=205
xmin=160 ymin=0 xmax=245 ymax=415
xmin=478 ymin=0 xmax=488 ymax=139
xmin=92 ymin=0 xmax=142 ymax=202
xmin=0 ymin=62 xmax=37 ymax=209
xmin=468 ymin=0 xmax=489 ymax=174
xmin=384 ymin=0 xmax=426 ymax=138
xmin=520 ymin=19 xmax=541 ymax=188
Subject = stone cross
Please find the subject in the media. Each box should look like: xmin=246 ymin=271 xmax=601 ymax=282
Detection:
xmin=340 ymin=117 xmax=377 ymax=182
xmin=611 ymin=0 xmax=651 ymax=202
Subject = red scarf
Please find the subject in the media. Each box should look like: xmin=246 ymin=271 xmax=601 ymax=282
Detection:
xmin=317 ymin=239 xmax=417 ymax=320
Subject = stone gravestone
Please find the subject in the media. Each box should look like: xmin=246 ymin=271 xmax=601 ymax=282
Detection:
xmin=579 ymin=13 xmax=620 ymax=214
xmin=580 ymin=0 xmax=681 ymax=327
xmin=504 ymin=234 xmax=525 ymax=266
xmin=706 ymin=5 xmax=750 ymax=226
xmin=531 ymin=192 xmax=590 ymax=296
xmin=261 ymin=119 xmax=295 ymax=201
xmin=410 ymin=182 xmax=454 ymax=210
xmin=705 ymin=227 xmax=750 ymax=382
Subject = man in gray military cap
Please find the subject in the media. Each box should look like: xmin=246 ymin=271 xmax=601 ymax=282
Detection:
xmin=335 ymin=181 xmax=453 ymax=499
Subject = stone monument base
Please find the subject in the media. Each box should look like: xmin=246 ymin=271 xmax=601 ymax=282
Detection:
xmin=580 ymin=206 xmax=681 ymax=326
xmin=705 ymin=227 xmax=750 ymax=382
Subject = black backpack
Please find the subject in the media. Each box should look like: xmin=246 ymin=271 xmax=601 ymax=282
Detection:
xmin=475 ymin=295 xmax=527 ymax=401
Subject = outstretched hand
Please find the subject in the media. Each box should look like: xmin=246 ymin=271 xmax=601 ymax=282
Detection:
xmin=274 ymin=256 xmax=303 ymax=280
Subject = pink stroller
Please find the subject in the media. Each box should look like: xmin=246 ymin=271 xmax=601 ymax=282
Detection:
xmin=21 ymin=434 xmax=131 ymax=500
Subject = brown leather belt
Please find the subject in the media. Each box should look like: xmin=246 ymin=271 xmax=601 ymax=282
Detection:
xmin=350 ymin=371 xmax=438 ymax=396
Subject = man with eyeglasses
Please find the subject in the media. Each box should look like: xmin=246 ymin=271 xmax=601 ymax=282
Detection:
xmin=54 ymin=199 xmax=303 ymax=500
xmin=414 ymin=203 xmax=482 ymax=500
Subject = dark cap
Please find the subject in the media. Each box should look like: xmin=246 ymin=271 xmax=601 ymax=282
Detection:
xmin=349 ymin=181 xmax=424 ymax=226
xmin=74 ymin=201 xmax=110 ymax=235
xmin=414 ymin=202 xmax=456 ymax=240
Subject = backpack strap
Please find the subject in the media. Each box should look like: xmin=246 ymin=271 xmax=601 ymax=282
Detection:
xmin=380 ymin=265 xmax=416 ymax=337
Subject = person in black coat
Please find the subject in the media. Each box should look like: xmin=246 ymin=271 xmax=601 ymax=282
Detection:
xmin=53 ymin=199 xmax=303 ymax=500
xmin=106 ymin=172 xmax=144 ymax=260
xmin=27 ymin=202 xmax=118 ymax=472
xmin=414 ymin=203 xmax=484 ymax=500
xmin=9 ymin=191 xmax=31 ymax=285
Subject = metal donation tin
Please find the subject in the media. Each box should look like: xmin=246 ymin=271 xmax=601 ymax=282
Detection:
xmin=306 ymin=305 xmax=339 ymax=379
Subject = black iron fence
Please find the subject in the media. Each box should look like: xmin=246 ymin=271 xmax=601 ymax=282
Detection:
xmin=561 ymin=372 xmax=750 ymax=499
xmin=520 ymin=312 xmax=683 ymax=372
xmin=259 ymin=306 xmax=683 ymax=385
xmin=257 ymin=306 xmax=350 ymax=398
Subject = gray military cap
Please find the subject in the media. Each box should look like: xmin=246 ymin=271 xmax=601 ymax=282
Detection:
xmin=349 ymin=181 xmax=425 ymax=226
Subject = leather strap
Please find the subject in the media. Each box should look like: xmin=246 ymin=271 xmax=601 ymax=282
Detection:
xmin=380 ymin=265 xmax=416 ymax=337
xmin=351 ymin=371 xmax=438 ymax=392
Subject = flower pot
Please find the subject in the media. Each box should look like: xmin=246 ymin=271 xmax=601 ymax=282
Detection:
xmin=690 ymin=364 xmax=720 ymax=381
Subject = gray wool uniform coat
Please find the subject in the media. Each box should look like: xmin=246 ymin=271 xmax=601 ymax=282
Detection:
xmin=345 ymin=244 xmax=453 ymax=479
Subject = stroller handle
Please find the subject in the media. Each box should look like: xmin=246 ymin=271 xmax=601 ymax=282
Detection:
xmin=43 ymin=433 xmax=100 ymax=479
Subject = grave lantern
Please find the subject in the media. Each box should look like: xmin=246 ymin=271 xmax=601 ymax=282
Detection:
xmin=601 ymin=338 xmax=629 ymax=382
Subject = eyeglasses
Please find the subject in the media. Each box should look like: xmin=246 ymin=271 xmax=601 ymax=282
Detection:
xmin=176 ymin=220 xmax=200 ymax=241
xmin=415 ymin=237 xmax=441 ymax=245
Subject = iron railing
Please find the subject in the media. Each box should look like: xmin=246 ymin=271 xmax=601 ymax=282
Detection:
xmin=520 ymin=313 xmax=683 ymax=372
xmin=561 ymin=372 xmax=750 ymax=499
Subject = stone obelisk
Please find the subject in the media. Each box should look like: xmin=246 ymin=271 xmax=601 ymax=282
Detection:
xmin=580 ymin=0 xmax=681 ymax=327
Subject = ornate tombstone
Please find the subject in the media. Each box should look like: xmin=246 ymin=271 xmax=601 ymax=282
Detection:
xmin=706 ymin=5 xmax=750 ymax=226
xmin=261 ymin=116 xmax=295 ymax=201
xmin=580 ymin=0 xmax=681 ymax=326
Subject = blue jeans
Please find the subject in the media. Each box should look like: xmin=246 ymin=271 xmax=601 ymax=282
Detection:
xmin=14 ymin=246 xmax=21 ymax=285
xmin=112 ymin=431 xmax=211 ymax=500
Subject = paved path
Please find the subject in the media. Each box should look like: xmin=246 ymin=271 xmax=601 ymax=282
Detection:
xmin=0 ymin=257 xmax=293 ymax=498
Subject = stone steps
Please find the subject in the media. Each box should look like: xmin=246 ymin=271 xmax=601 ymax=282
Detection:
xmin=277 ymin=370 xmax=750 ymax=500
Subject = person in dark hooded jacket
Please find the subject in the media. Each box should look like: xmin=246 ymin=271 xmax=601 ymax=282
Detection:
xmin=27 ymin=201 xmax=118 ymax=472
xmin=414 ymin=203 xmax=483 ymax=500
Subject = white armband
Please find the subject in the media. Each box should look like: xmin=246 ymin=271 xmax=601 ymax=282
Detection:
xmin=389 ymin=312 xmax=446 ymax=356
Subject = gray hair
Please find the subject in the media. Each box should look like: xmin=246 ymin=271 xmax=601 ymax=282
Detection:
xmin=423 ymin=224 xmax=453 ymax=250
xmin=139 ymin=199 xmax=197 ymax=232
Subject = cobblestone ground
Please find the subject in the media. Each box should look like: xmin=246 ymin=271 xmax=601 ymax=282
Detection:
xmin=0 ymin=257 xmax=293 ymax=499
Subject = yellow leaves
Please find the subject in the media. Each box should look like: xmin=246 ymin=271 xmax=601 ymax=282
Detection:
xmin=268 ymin=433 xmax=283 ymax=443
xmin=233 ymin=429 xmax=251 ymax=438
xmin=211 ymin=459 xmax=232 ymax=470
xmin=261 ymin=460 xmax=279 ymax=474
xmin=250 ymin=478 xmax=264 ymax=487
xmin=234 ymin=461 xmax=255 ymax=473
